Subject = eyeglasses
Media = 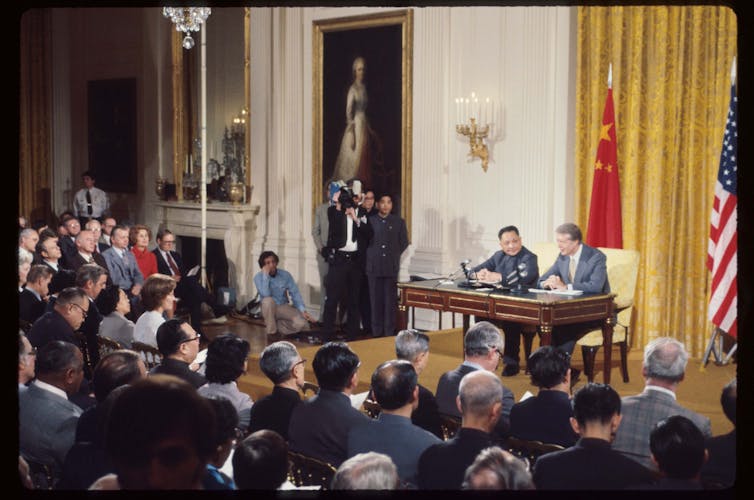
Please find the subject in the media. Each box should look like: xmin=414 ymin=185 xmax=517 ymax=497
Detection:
xmin=70 ymin=303 xmax=88 ymax=319
xmin=292 ymin=358 xmax=307 ymax=369
xmin=25 ymin=347 xmax=37 ymax=357
xmin=488 ymin=345 xmax=503 ymax=358
xmin=180 ymin=334 xmax=201 ymax=344
xmin=161 ymin=239 xmax=176 ymax=244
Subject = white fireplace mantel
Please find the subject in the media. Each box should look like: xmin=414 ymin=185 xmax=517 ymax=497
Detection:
xmin=153 ymin=201 xmax=260 ymax=306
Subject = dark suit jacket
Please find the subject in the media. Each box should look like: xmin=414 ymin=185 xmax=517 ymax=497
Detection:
xmin=27 ymin=310 xmax=78 ymax=348
xmin=532 ymin=437 xmax=654 ymax=490
xmin=64 ymin=251 xmax=109 ymax=274
xmin=19 ymin=288 xmax=47 ymax=324
xmin=472 ymin=245 xmax=540 ymax=287
xmin=539 ymin=243 xmax=610 ymax=293
xmin=153 ymin=247 xmax=186 ymax=276
xmin=701 ymin=430 xmax=736 ymax=488
xmin=326 ymin=205 xmax=373 ymax=265
xmin=435 ymin=363 xmax=514 ymax=437
xmin=247 ymin=386 xmax=302 ymax=440
xmin=59 ymin=235 xmax=77 ymax=261
xmin=150 ymin=358 xmax=207 ymax=389
xmin=288 ymin=389 xmax=370 ymax=467
xmin=417 ymin=427 xmax=498 ymax=489
xmin=414 ymin=384 xmax=444 ymax=439
xmin=509 ymin=389 xmax=578 ymax=447
xmin=365 ymin=213 xmax=408 ymax=277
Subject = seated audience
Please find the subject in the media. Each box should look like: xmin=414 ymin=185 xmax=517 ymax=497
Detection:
xmin=612 ymin=337 xmax=712 ymax=470
xmin=133 ymin=273 xmax=176 ymax=347
xmin=198 ymin=334 xmax=254 ymax=431
xmin=101 ymin=224 xmax=144 ymax=301
xmin=64 ymin=230 xmax=109 ymax=272
xmin=253 ymin=250 xmax=314 ymax=336
xmin=18 ymin=331 xmax=36 ymax=392
xmin=129 ymin=224 xmax=158 ymax=279
xmin=701 ymin=378 xmax=736 ymax=489
xmin=202 ymin=396 xmax=238 ymax=490
xmin=58 ymin=350 xmax=147 ymax=490
xmin=331 ymin=452 xmax=399 ymax=490
xmin=100 ymin=216 xmax=116 ymax=248
xmin=96 ymin=285 xmax=135 ymax=348
xmin=288 ymin=342 xmax=370 ymax=467
xmin=19 ymin=227 xmax=39 ymax=264
xmin=19 ymin=264 xmax=53 ymax=324
xmin=37 ymin=230 xmax=64 ymax=273
xmin=509 ymin=346 xmax=578 ymax=447
xmin=532 ymin=383 xmax=654 ymax=490
xmin=84 ymin=219 xmax=109 ymax=253
xmin=247 ymin=340 xmax=305 ymax=440
xmin=435 ymin=321 xmax=515 ymax=437
xmin=150 ymin=318 xmax=207 ymax=389
xmin=19 ymin=341 xmax=85 ymax=483
xmin=75 ymin=263 xmax=109 ymax=375
xmin=233 ymin=430 xmax=297 ymax=490
xmin=461 ymin=447 xmax=534 ymax=490
xmin=417 ymin=370 xmax=505 ymax=489
xmin=393 ymin=329 xmax=443 ymax=438
xmin=59 ymin=216 xmax=81 ymax=262
xmin=93 ymin=375 xmax=216 ymax=490
xmin=18 ymin=250 xmax=32 ymax=291
xmin=640 ymin=415 xmax=707 ymax=489
xmin=348 ymin=359 xmax=441 ymax=487
xmin=27 ymin=286 xmax=89 ymax=349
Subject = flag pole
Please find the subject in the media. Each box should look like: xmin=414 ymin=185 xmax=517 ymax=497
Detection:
xmin=730 ymin=57 xmax=736 ymax=85
xmin=607 ymin=63 xmax=612 ymax=89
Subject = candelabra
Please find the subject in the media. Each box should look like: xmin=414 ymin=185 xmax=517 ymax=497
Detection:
xmin=454 ymin=93 xmax=492 ymax=172
xmin=163 ymin=7 xmax=211 ymax=49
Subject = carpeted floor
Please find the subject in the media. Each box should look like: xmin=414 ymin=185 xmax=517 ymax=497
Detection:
xmin=236 ymin=328 xmax=736 ymax=437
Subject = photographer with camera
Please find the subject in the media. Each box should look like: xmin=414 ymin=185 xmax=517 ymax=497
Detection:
xmin=319 ymin=185 xmax=373 ymax=340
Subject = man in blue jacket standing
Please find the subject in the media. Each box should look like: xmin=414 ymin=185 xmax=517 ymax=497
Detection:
xmin=366 ymin=194 xmax=408 ymax=337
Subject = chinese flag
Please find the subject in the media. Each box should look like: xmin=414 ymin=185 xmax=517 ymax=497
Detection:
xmin=586 ymin=86 xmax=623 ymax=248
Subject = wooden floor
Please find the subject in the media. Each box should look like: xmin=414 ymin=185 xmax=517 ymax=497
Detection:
xmin=201 ymin=314 xmax=737 ymax=437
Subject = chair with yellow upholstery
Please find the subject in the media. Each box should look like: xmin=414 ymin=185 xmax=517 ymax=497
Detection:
xmin=576 ymin=247 xmax=640 ymax=383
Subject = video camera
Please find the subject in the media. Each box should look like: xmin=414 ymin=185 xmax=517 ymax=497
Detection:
xmin=338 ymin=186 xmax=357 ymax=210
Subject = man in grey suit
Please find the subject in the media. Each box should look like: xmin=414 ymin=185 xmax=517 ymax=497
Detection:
xmin=101 ymin=224 xmax=144 ymax=300
xmin=435 ymin=321 xmax=515 ymax=437
xmin=539 ymin=222 xmax=610 ymax=356
xmin=19 ymin=340 xmax=85 ymax=481
xmin=611 ymin=337 xmax=712 ymax=471
xmin=347 ymin=360 xmax=441 ymax=487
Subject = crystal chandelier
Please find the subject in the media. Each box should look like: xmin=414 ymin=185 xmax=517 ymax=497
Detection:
xmin=163 ymin=7 xmax=211 ymax=49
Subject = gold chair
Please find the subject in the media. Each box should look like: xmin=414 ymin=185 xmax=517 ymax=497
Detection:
xmin=302 ymin=381 xmax=319 ymax=398
xmin=361 ymin=398 xmax=382 ymax=419
xmin=24 ymin=458 xmax=56 ymax=490
xmin=576 ymin=247 xmax=640 ymax=383
xmin=503 ymin=436 xmax=564 ymax=470
xmin=97 ymin=335 xmax=123 ymax=359
xmin=439 ymin=413 xmax=462 ymax=441
xmin=130 ymin=341 xmax=163 ymax=369
xmin=73 ymin=331 xmax=94 ymax=375
xmin=287 ymin=451 xmax=336 ymax=489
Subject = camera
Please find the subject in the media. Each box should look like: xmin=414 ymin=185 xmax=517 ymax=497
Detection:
xmin=338 ymin=186 xmax=357 ymax=210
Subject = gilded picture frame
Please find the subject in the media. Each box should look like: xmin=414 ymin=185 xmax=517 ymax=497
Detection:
xmin=313 ymin=9 xmax=413 ymax=235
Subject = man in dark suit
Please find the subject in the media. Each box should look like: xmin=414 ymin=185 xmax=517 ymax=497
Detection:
xmin=435 ymin=321 xmax=515 ymax=437
xmin=288 ymin=342 xmax=370 ymax=467
xmin=20 ymin=265 xmax=53 ymax=325
xmin=612 ymin=337 xmax=712 ymax=471
xmin=701 ymin=378 xmax=736 ymax=489
xmin=153 ymin=228 xmax=211 ymax=335
xmin=347 ymin=360 xmax=441 ymax=487
xmin=539 ymin=222 xmax=611 ymax=356
xmin=58 ymin=215 xmax=82 ymax=262
xmin=643 ymin=416 xmax=706 ymax=490
xmin=365 ymin=194 xmax=409 ymax=338
xmin=509 ymin=346 xmax=578 ymax=447
xmin=150 ymin=318 xmax=207 ymax=389
xmin=532 ymin=383 xmax=654 ymax=489
xmin=28 ymin=287 xmax=89 ymax=349
xmin=320 ymin=187 xmax=373 ymax=340
xmin=247 ymin=341 xmax=305 ymax=440
xmin=417 ymin=370 xmax=504 ymax=489
xmin=19 ymin=341 xmax=85 ymax=480
xmin=472 ymin=225 xmax=539 ymax=376
xmin=75 ymin=264 xmax=109 ymax=376
xmin=64 ymin=230 xmax=110 ymax=278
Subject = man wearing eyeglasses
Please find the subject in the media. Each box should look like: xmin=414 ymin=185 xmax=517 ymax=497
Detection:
xmin=150 ymin=318 xmax=207 ymax=389
xmin=435 ymin=321 xmax=515 ymax=438
xmin=18 ymin=332 xmax=37 ymax=392
xmin=27 ymin=287 xmax=90 ymax=350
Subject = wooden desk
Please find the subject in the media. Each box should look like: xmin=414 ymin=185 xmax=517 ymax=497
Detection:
xmin=398 ymin=279 xmax=617 ymax=383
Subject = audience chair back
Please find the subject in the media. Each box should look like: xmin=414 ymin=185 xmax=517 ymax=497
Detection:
xmin=302 ymin=381 xmax=319 ymax=398
xmin=361 ymin=399 xmax=381 ymax=419
xmin=504 ymin=436 xmax=564 ymax=470
xmin=287 ymin=450 xmax=336 ymax=489
xmin=97 ymin=335 xmax=123 ymax=359
xmin=24 ymin=458 xmax=56 ymax=490
xmin=130 ymin=340 xmax=163 ymax=369
xmin=439 ymin=413 xmax=462 ymax=441
xmin=74 ymin=331 xmax=93 ymax=376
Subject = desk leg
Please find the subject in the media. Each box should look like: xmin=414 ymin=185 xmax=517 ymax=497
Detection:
xmin=397 ymin=304 xmax=408 ymax=331
xmin=462 ymin=315 xmax=470 ymax=351
xmin=539 ymin=325 xmax=552 ymax=346
xmin=602 ymin=319 xmax=614 ymax=384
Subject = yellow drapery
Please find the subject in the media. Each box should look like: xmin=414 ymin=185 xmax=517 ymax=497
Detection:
xmin=575 ymin=6 xmax=737 ymax=357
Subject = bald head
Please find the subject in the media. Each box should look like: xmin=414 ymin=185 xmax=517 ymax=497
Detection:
xmin=459 ymin=370 xmax=504 ymax=418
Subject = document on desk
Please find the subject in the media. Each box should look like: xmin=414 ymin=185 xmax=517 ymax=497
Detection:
xmin=528 ymin=288 xmax=584 ymax=296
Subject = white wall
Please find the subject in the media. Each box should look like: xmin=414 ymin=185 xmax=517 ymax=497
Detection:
xmin=250 ymin=6 xmax=576 ymax=327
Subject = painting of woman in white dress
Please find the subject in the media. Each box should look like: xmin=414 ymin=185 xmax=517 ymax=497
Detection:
xmin=329 ymin=57 xmax=382 ymax=188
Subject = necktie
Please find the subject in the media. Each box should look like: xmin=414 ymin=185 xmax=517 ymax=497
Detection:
xmin=166 ymin=252 xmax=181 ymax=277
xmin=88 ymin=255 xmax=94 ymax=263
xmin=568 ymin=257 xmax=576 ymax=282
xmin=86 ymin=190 xmax=93 ymax=216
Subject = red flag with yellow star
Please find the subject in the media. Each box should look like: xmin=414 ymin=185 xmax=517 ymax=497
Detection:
xmin=586 ymin=83 xmax=623 ymax=248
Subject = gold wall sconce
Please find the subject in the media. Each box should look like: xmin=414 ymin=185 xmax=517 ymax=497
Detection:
xmin=455 ymin=92 xmax=492 ymax=172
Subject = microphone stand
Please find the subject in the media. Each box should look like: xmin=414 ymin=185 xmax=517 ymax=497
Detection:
xmin=510 ymin=264 xmax=529 ymax=294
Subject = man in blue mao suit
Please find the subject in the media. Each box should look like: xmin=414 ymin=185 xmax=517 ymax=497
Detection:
xmin=539 ymin=223 xmax=610 ymax=356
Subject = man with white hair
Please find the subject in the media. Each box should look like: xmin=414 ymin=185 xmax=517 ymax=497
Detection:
xmin=611 ymin=337 xmax=712 ymax=470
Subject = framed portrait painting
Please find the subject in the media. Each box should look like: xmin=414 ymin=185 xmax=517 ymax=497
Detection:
xmin=313 ymin=9 xmax=413 ymax=234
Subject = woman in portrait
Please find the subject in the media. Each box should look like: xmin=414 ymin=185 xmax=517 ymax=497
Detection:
xmin=330 ymin=56 xmax=383 ymax=187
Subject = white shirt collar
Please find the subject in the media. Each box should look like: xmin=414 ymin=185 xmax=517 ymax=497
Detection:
xmin=644 ymin=385 xmax=677 ymax=400
xmin=33 ymin=379 xmax=68 ymax=400
xmin=572 ymin=243 xmax=583 ymax=264
xmin=44 ymin=260 xmax=59 ymax=271
xmin=25 ymin=287 xmax=41 ymax=300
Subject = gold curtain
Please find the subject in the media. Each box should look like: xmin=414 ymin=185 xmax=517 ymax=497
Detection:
xmin=19 ymin=9 xmax=52 ymax=225
xmin=575 ymin=6 xmax=737 ymax=357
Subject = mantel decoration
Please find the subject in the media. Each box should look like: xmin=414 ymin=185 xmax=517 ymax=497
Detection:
xmin=163 ymin=7 xmax=212 ymax=49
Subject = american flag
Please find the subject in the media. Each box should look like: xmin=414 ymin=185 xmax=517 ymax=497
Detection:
xmin=706 ymin=83 xmax=737 ymax=338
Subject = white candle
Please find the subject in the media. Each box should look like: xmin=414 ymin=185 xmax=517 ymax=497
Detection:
xmin=455 ymin=98 xmax=460 ymax=125
xmin=485 ymin=98 xmax=490 ymax=125
xmin=465 ymin=98 xmax=470 ymax=122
